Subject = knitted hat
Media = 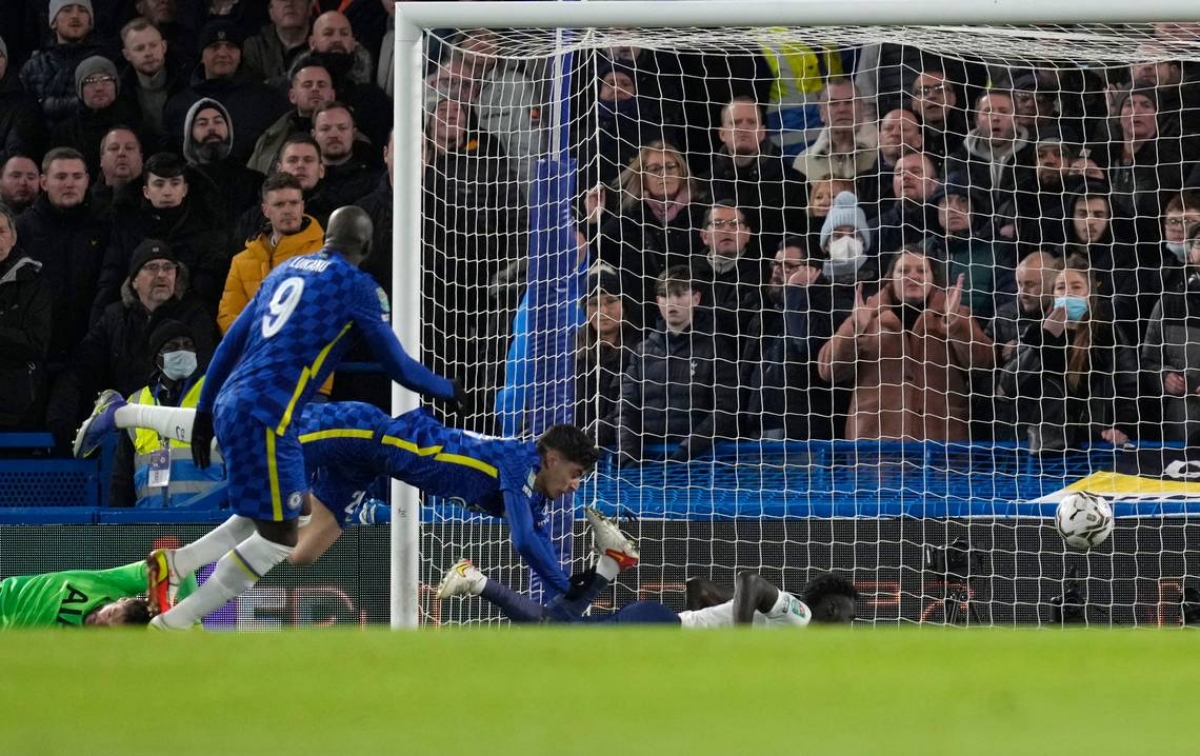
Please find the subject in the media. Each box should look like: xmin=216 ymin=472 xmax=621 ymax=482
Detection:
xmin=128 ymin=239 xmax=177 ymax=277
xmin=74 ymin=55 xmax=118 ymax=99
xmin=147 ymin=319 xmax=194 ymax=357
xmin=819 ymin=191 xmax=872 ymax=251
xmin=50 ymin=0 xmax=93 ymax=25
xmin=198 ymin=20 xmax=245 ymax=50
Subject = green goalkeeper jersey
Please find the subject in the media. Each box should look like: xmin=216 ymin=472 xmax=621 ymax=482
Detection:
xmin=0 ymin=561 xmax=197 ymax=629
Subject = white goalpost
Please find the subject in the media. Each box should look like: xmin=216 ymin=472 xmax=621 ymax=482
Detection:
xmin=391 ymin=1 xmax=1200 ymax=629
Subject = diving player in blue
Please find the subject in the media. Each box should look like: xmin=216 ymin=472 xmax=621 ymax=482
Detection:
xmin=140 ymin=206 xmax=457 ymax=628
xmin=290 ymin=403 xmax=598 ymax=597
xmin=77 ymin=398 xmax=598 ymax=599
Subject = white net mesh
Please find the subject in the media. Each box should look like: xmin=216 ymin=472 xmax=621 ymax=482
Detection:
xmin=414 ymin=20 xmax=1200 ymax=626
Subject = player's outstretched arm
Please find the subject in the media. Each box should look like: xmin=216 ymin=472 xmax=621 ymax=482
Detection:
xmin=196 ymin=305 xmax=253 ymax=413
xmin=502 ymin=491 xmax=571 ymax=598
xmin=359 ymin=316 xmax=457 ymax=402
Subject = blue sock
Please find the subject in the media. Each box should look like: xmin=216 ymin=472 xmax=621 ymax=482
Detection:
xmin=480 ymin=579 xmax=546 ymax=623
xmin=544 ymin=570 xmax=611 ymax=622
xmin=605 ymin=601 xmax=681 ymax=625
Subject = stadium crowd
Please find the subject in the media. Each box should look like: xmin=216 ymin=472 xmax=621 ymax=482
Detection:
xmin=3 ymin=3 xmax=1200 ymax=508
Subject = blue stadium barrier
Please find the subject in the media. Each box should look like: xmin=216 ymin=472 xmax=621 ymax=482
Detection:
xmin=3 ymin=430 xmax=1195 ymax=524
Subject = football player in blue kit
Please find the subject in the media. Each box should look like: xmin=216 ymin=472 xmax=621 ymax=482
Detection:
xmin=77 ymin=399 xmax=598 ymax=600
xmin=118 ymin=206 xmax=457 ymax=628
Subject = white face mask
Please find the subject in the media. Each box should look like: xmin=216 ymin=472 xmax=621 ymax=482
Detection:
xmin=828 ymin=236 xmax=864 ymax=262
xmin=161 ymin=350 xmax=197 ymax=381
xmin=1166 ymin=241 xmax=1188 ymax=261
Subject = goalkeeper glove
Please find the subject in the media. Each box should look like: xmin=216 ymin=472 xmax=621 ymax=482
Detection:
xmin=190 ymin=410 xmax=214 ymax=469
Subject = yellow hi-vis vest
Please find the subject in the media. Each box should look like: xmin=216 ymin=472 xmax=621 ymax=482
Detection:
xmin=760 ymin=33 xmax=844 ymax=152
xmin=129 ymin=378 xmax=224 ymax=507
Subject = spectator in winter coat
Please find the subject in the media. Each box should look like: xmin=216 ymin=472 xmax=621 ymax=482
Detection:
xmin=998 ymin=255 xmax=1140 ymax=453
xmin=576 ymin=269 xmax=640 ymax=451
xmin=818 ymin=246 xmax=994 ymax=441
xmin=15 ymin=147 xmax=107 ymax=373
xmin=19 ymin=0 xmax=109 ymax=128
xmin=618 ymin=266 xmax=739 ymax=462
xmin=46 ymin=238 xmax=218 ymax=451
xmin=0 ymin=203 xmax=53 ymax=430
xmin=1142 ymin=228 xmax=1200 ymax=444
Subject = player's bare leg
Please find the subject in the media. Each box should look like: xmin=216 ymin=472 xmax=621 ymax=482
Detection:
xmin=290 ymin=494 xmax=343 ymax=565
xmin=733 ymin=571 xmax=780 ymax=624
xmin=685 ymin=577 xmax=733 ymax=610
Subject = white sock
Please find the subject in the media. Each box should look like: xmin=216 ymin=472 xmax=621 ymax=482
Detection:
xmin=173 ymin=515 xmax=256 ymax=576
xmin=765 ymin=588 xmax=791 ymax=619
xmin=158 ymin=532 xmax=294 ymax=629
xmin=115 ymin=404 xmax=196 ymax=441
xmin=595 ymin=554 xmax=620 ymax=581
xmin=677 ymin=601 xmax=734 ymax=629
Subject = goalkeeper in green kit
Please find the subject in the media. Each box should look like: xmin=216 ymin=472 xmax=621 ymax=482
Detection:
xmin=0 ymin=561 xmax=197 ymax=629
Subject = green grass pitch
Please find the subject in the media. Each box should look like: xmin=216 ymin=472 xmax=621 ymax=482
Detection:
xmin=0 ymin=628 xmax=1193 ymax=755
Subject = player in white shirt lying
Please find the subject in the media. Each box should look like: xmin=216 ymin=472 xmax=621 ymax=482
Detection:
xmin=437 ymin=508 xmax=857 ymax=627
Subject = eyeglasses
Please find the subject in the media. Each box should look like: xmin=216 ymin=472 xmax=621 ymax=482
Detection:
xmin=141 ymin=262 xmax=178 ymax=274
xmin=772 ymin=260 xmax=807 ymax=271
xmin=914 ymin=83 xmax=947 ymax=97
xmin=708 ymin=218 xmax=745 ymax=230
xmin=1165 ymin=217 xmax=1199 ymax=227
xmin=642 ymin=161 xmax=681 ymax=176
xmin=82 ymin=75 xmax=117 ymax=86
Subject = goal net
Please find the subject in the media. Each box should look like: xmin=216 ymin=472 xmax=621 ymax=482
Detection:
xmin=402 ymin=3 xmax=1200 ymax=627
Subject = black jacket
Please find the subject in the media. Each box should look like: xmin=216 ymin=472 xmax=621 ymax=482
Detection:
xmin=618 ymin=313 xmax=740 ymax=460
xmin=998 ymin=318 xmax=1141 ymax=445
xmin=743 ymin=280 xmax=846 ymax=440
xmin=15 ymin=194 xmax=108 ymax=367
xmin=0 ymin=254 xmax=53 ymax=428
xmin=355 ymin=174 xmax=394 ymax=296
xmin=46 ymin=268 xmax=219 ymax=438
xmin=321 ymin=151 xmax=384 ymax=210
xmin=92 ymin=187 xmax=233 ymax=322
xmin=0 ymin=69 xmax=46 ymax=160
xmin=704 ymin=143 xmax=803 ymax=251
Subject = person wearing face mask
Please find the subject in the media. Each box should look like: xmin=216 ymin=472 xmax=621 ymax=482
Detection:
xmin=110 ymin=319 xmax=224 ymax=507
xmin=1119 ymin=190 xmax=1200 ymax=335
xmin=1143 ymin=226 xmax=1200 ymax=444
xmin=819 ymin=191 xmax=876 ymax=292
xmin=999 ymin=255 xmax=1140 ymax=453
xmin=818 ymin=245 xmax=994 ymax=441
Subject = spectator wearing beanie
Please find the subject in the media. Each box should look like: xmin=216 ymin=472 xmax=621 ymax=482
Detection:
xmin=50 ymin=55 xmax=143 ymax=176
xmin=45 ymin=238 xmax=219 ymax=452
xmin=819 ymin=191 xmax=874 ymax=283
xmin=19 ymin=0 xmax=110 ymax=128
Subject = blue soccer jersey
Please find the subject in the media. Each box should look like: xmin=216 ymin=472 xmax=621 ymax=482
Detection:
xmin=198 ymin=252 xmax=455 ymax=432
xmin=297 ymin=402 xmax=571 ymax=596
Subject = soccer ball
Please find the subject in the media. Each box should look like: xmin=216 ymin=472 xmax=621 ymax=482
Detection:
xmin=1054 ymin=492 xmax=1114 ymax=550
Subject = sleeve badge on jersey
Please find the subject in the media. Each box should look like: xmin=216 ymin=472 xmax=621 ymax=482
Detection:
xmin=376 ymin=287 xmax=391 ymax=321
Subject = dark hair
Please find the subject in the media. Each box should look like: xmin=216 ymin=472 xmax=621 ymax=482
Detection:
xmin=260 ymin=171 xmax=303 ymax=200
xmin=702 ymin=199 xmax=744 ymax=228
xmin=288 ymin=52 xmax=330 ymax=84
xmin=1 ymin=151 xmax=37 ymax=172
xmin=801 ymin=572 xmax=857 ymax=624
xmin=655 ymin=264 xmax=696 ymax=298
xmin=778 ymin=235 xmax=809 ymax=256
xmin=883 ymin=244 xmax=945 ymax=290
xmin=275 ymin=134 xmax=322 ymax=169
xmin=536 ymin=425 xmax=599 ymax=472
xmin=123 ymin=598 xmax=152 ymax=626
xmin=144 ymin=152 xmax=186 ymax=180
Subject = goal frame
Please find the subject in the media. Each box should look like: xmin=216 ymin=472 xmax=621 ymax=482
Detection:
xmin=388 ymin=0 xmax=1198 ymax=629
